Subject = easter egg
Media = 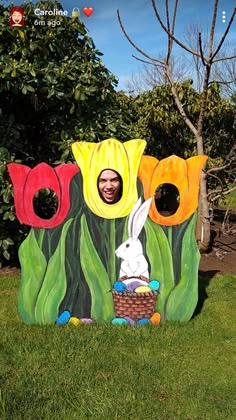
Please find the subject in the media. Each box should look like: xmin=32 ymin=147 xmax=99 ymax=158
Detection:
xmin=123 ymin=278 xmax=148 ymax=287
xmin=149 ymin=280 xmax=160 ymax=291
xmin=126 ymin=281 xmax=144 ymax=292
xmin=137 ymin=318 xmax=150 ymax=326
xmin=55 ymin=310 xmax=71 ymax=325
xmin=124 ymin=316 xmax=136 ymax=326
xmin=113 ymin=281 xmax=127 ymax=292
xmin=69 ymin=317 xmax=81 ymax=326
xmin=150 ymin=312 xmax=161 ymax=326
xmin=112 ymin=317 xmax=129 ymax=325
xmin=80 ymin=318 xmax=93 ymax=324
xmin=134 ymin=286 xmax=151 ymax=293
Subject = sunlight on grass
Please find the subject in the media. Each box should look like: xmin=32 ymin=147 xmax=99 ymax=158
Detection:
xmin=0 ymin=274 xmax=236 ymax=419
xmin=219 ymin=187 xmax=236 ymax=210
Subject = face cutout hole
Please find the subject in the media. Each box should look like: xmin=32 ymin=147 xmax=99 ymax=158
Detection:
xmin=97 ymin=169 xmax=123 ymax=204
xmin=155 ymin=183 xmax=180 ymax=216
xmin=33 ymin=188 xmax=58 ymax=219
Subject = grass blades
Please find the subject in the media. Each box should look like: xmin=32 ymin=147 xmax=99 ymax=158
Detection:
xmin=0 ymin=274 xmax=235 ymax=419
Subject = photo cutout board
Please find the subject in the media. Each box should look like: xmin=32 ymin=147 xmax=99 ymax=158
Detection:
xmin=8 ymin=138 xmax=207 ymax=326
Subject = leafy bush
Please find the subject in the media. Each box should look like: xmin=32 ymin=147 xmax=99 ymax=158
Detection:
xmin=0 ymin=147 xmax=29 ymax=266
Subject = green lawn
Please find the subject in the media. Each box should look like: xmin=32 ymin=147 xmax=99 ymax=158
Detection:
xmin=219 ymin=186 xmax=236 ymax=210
xmin=0 ymin=274 xmax=236 ymax=420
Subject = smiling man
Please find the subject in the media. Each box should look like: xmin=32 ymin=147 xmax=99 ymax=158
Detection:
xmin=98 ymin=169 xmax=122 ymax=204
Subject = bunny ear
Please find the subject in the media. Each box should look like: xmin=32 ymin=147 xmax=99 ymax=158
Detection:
xmin=128 ymin=197 xmax=142 ymax=237
xmin=131 ymin=197 xmax=152 ymax=239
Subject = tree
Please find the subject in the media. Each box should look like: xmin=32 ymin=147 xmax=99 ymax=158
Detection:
xmin=131 ymin=81 xmax=235 ymax=158
xmin=0 ymin=0 xmax=135 ymax=165
xmin=117 ymin=0 xmax=236 ymax=251
xmin=0 ymin=0 xmax=137 ymax=265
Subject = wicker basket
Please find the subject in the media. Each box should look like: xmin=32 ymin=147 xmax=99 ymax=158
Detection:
xmin=112 ymin=276 xmax=158 ymax=321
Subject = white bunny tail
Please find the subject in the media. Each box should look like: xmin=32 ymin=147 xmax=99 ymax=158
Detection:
xmin=132 ymin=197 xmax=152 ymax=239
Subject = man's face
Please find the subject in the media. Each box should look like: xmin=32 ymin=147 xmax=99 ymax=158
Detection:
xmin=98 ymin=169 xmax=121 ymax=203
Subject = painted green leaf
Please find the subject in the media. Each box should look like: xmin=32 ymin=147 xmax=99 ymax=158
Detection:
xmin=34 ymin=219 xmax=73 ymax=325
xmin=165 ymin=213 xmax=200 ymax=321
xmin=18 ymin=229 xmax=47 ymax=324
xmin=80 ymin=214 xmax=114 ymax=322
xmin=145 ymin=218 xmax=175 ymax=320
xmin=172 ymin=218 xmax=191 ymax=285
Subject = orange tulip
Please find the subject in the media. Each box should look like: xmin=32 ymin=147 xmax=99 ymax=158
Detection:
xmin=138 ymin=154 xmax=208 ymax=226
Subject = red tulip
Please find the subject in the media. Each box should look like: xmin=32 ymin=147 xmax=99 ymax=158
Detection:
xmin=8 ymin=163 xmax=80 ymax=228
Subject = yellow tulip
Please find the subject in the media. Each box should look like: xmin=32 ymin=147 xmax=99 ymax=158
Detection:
xmin=72 ymin=138 xmax=146 ymax=218
xmin=138 ymin=154 xmax=208 ymax=226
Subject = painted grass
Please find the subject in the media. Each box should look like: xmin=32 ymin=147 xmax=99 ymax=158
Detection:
xmin=0 ymin=274 xmax=236 ymax=420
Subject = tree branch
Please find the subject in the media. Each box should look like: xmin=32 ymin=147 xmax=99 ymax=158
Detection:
xmin=165 ymin=65 xmax=198 ymax=137
xmin=199 ymin=33 xmax=206 ymax=66
xmin=209 ymin=185 xmax=236 ymax=202
xmin=132 ymin=55 xmax=165 ymax=69
xmin=209 ymin=79 xmax=235 ymax=85
xmin=212 ymin=7 xmax=236 ymax=60
xmin=151 ymin=0 xmax=202 ymax=59
xmin=117 ymin=10 xmax=165 ymax=65
xmin=206 ymin=161 xmax=232 ymax=175
xmin=166 ymin=0 xmax=179 ymax=64
xmin=213 ymin=54 xmax=236 ymax=63
xmin=209 ymin=0 xmax=218 ymax=58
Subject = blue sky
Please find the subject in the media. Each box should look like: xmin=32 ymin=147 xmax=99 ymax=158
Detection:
xmin=2 ymin=0 xmax=236 ymax=89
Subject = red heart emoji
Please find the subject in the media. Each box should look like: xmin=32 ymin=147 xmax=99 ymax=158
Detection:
xmin=83 ymin=7 xmax=94 ymax=17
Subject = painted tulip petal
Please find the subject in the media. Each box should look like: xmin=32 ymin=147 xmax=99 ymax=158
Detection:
xmin=8 ymin=163 xmax=31 ymax=225
xmin=72 ymin=138 xmax=146 ymax=218
xmin=184 ymin=155 xmax=208 ymax=220
xmin=53 ymin=164 xmax=80 ymax=225
xmin=23 ymin=163 xmax=61 ymax=228
xmin=139 ymin=154 xmax=208 ymax=226
xmin=149 ymin=156 xmax=189 ymax=226
xmin=138 ymin=155 xmax=159 ymax=197
xmin=9 ymin=163 xmax=79 ymax=228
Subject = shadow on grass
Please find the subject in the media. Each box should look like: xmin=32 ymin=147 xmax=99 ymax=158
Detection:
xmin=192 ymin=270 xmax=219 ymax=318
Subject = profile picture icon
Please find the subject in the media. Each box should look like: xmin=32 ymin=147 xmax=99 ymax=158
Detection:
xmin=9 ymin=6 xmax=25 ymax=27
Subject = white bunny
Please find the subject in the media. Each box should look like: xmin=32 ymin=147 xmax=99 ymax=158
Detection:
xmin=115 ymin=197 xmax=152 ymax=279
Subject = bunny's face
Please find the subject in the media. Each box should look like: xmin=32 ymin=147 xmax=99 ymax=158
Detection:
xmin=115 ymin=238 xmax=143 ymax=261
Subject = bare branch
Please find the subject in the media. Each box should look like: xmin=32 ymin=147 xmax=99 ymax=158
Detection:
xmin=206 ymin=172 xmax=224 ymax=189
xmin=132 ymin=55 xmax=165 ymax=69
xmin=117 ymin=10 xmax=164 ymax=65
xmin=212 ymin=7 xmax=236 ymax=60
xmin=170 ymin=0 xmax=179 ymax=39
xmin=209 ymin=185 xmax=236 ymax=202
xmin=199 ymin=33 xmax=206 ymax=66
xmin=213 ymin=54 xmax=236 ymax=63
xmin=206 ymin=162 xmax=233 ymax=175
xmin=209 ymin=79 xmax=235 ymax=85
xmin=151 ymin=0 xmax=202 ymax=59
xmin=165 ymin=65 xmax=198 ymax=137
xmin=208 ymin=0 xmax=218 ymax=58
xmin=165 ymin=0 xmax=171 ymax=64
xmin=166 ymin=0 xmax=179 ymax=64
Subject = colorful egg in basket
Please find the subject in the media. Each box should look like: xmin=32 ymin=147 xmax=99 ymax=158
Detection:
xmin=112 ymin=275 xmax=159 ymax=321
